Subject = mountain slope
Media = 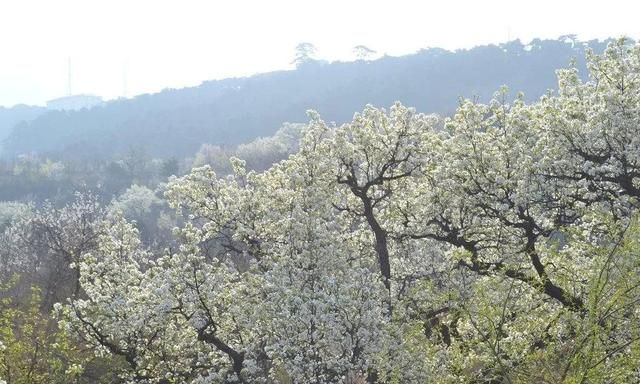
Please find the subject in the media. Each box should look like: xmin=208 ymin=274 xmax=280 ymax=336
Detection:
xmin=0 ymin=104 xmax=45 ymax=145
xmin=2 ymin=38 xmax=612 ymax=160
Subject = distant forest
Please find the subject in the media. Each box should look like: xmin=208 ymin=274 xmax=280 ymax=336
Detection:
xmin=0 ymin=37 xmax=613 ymax=160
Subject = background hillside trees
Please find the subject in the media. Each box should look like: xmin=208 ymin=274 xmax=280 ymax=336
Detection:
xmin=1 ymin=38 xmax=613 ymax=161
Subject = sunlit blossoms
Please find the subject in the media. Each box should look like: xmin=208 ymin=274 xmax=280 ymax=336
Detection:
xmin=55 ymin=39 xmax=640 ymax=383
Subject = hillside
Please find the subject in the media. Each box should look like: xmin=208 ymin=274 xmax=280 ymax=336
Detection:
xmin=2 ymin=37 xmax=611 ymax=160
xmin=0 ymin=104 xmax=45 ymax=144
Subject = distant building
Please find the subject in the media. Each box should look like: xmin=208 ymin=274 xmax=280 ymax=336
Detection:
xmin=46 ymin=94 xmax=104 ymax=111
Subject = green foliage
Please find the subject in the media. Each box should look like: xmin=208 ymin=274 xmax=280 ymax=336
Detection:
xmin=0 ymin=278 xmax=83 ymax=384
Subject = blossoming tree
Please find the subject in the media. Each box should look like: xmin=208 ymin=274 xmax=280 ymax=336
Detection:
xmin=58 ymin=39 xmax=640 ymax=383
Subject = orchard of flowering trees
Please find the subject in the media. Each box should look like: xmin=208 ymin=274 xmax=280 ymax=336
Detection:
xmin=4 ymin=39 xmax=640 ymax=383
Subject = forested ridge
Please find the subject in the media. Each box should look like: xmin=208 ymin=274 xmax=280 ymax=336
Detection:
xmin=3 ymin=39 xmax=640 ymax=383
xmin=1 ymin=37 xmax=611 ymax=160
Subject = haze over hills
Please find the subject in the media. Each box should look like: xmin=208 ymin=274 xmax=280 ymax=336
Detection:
xmin=0 ymin=105 xmax=45 ymax=146
xmin=1 ymin=37 xmax=613 ymax=160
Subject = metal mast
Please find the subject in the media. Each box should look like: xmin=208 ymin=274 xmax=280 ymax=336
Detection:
xmin=68 ymin=57 xmax=72 ymax=96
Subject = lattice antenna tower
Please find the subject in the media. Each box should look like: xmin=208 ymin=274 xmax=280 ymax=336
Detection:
xmin=122 ymin=59 xmax=128 ymax=98
xmin=68 ymin=57 xmax=72 ymax=96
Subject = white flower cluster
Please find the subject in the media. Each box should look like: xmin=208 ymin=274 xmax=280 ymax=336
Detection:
xmin=57 ymin=39 xmax=640 ymax=383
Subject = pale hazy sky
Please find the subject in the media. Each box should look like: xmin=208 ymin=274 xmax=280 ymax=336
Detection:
xmin=1 ymin=0 xmax=638 ymax=107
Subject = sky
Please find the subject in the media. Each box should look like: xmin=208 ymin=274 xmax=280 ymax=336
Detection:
xmin=1 ymin=0 xmax=639 ymax=107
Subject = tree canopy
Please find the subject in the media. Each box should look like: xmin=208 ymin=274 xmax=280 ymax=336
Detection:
xmin=8 ymin=38 xmax=633 ymax=383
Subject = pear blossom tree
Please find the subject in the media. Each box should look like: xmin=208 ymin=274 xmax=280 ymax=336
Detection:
xmin=57 ymin=39 xmax=640 ymax=383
